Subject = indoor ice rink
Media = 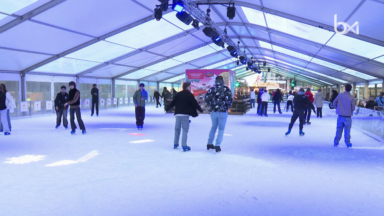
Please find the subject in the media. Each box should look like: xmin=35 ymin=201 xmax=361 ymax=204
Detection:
xmin=1 ymin=0 xmax=384 ymax=215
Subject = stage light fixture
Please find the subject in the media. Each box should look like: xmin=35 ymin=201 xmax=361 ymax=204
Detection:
xmin=236 ymin=60 xmax=239 ymax=66
xmin=154 ymin=7 xmax=162 ymax=21
xmin=176 ymin=11 xmax=193 ymax=25
xmin=246 ymin=67 xmax=249 ymax=70
xmin=203 ymin=27 xmax=218 ymax=37
xmin=158 ymin=0 xmax=169 ymax=11
xmin=268 ymin=67 xmax=270 ymax=72
xmin=211 ymin=35 xmax=224 ymax=48
xmin=227 ymin=46 xmax=238 ymax=58
xmin=263 ymin=62 xmax=266 ymax=67
xmin=192 ymin=19 xmax=199 ymax=30
xmin=227 ymin=4 xmax=236 ymax=20
xmin=254 ymin=68 xmax=258 ymax=73
xmin=247 ymin=61 xmax=254 ymax=69
xmin=239 ymin=56 xmax=247 ymax=64
xmin=172 ymin=1 xmax=184 ymax=12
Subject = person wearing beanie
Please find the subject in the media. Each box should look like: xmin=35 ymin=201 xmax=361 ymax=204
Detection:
xmin=166 ymin=82 xmax=203 ymax=151
xmin=333 ymin=84 xmax=355 ymax=147
xmin=133 ymin=83 xmax=148 ymax=130
xmin=205 ymin=76 xmax=233 ymax=153
xmin=64 ymin=81 xmax=86 ymax=135
xmin=285 ymin=88 xmax=316 ymax=136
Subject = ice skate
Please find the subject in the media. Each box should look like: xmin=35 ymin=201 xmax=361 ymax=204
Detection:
xmin=346 ymin=143 xmax=352 ymax=148
xmin=299 ymin=130 xmax=305 ymax=136
xmin=4 ymin=132 xmax=10 ymax=135
xmin=71 ymin=130 xmax=76 ymax=135
xmin=182 ymin=146 xmax=191 ymax=152
xmin=285 ymin=129 xmax=291 ymax=136
xmin=82 ymin=129 xmax=86 ymax=134
xmin=207 ymin=144 xmax=215 ymax=150
xmin=174 ymin=144 xmax=179 ymax=149
xmin=215 ymin=146 xmax=221 ymax=153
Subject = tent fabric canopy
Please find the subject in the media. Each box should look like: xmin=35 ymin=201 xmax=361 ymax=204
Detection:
xmin=1 ymin=0 xmax=384 ymax=85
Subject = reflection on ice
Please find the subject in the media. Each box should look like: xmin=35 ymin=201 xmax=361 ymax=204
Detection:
xmin=130 ymin=139 xmax=154 ymax=144
xmin=4 ymin=155 xmax=46 ymax=164
xmin=46 ymin=150 xmax=99 ymax=167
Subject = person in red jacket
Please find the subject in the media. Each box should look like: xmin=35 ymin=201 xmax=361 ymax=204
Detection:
xmin=303 ymin=88 xmax=314 ymax=124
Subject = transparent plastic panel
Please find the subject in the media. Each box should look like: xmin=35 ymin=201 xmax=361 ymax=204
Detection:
xmin=33 ymin=57 xmax=100 ymax=74
xmin=0 ymin=0 xmax=38 ymax=14
xmin=341 ymin=68 xmax=377 ymax=80
xmin=0 ymin=13 xmax=7 ymax=21
xmin=121 ymin=69 xmax=157 ymax=79
xmin=265 ymin=13 xmax=334 ymax=44
xmin=310 ymin=58 xmax=345 ymax=71
xmin=202 ymin=59 xmax=235 ymax=69
xmin=327 ymin=34 xmax=384 ymax=59
xmin=0 ymin=49 xmax=50 ymax=71
xmin=163 ymin=74 xmax=186 ymax=83
xmin=66 ymin=41 xmax=134 ymax=62
xmin=273 ymin=45 xmax=312 ymax=61
xmin=241 ymin=7 xmax=266 ymax=27
xmin=86 ymin=64 xmax=133 ymax=78
xmin=145 ymin=59 xmax=182 ymax=71
xmin=106 ymin=19 xmax=183 ymax=49
xmin=173 ymin=45 xmax=218 ymax=62
xmin=259 ymin=41 xmax=272 ymax=50
xmin=375 ymin=56 xmax=384 ymax=64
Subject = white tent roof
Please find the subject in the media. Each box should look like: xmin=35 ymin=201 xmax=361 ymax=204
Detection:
xmin=1 ymin=0 xmax=384 ymax=85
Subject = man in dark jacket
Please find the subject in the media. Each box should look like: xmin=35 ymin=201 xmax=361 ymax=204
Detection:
xmin=166 ymin=82 xmax=203 ymax=151
xmin=304 ymin=88 xmax=315 ymax=124
xmin=64 ymin=81 xmax=86 ymax=135
xmin=205 ymin=76 xmax=233 ymax=153
xmin=91 ymin=84 xmax=99 ymax=116
xmin=272 ymin=89 xmax=283 ymax=114
xmin=285 ymin=88 xmax=316 ymax=136
xmin=153 ymin=90 xmax=161 ymax=108
xmin=54 ymin=86 xmax=68 ymax=129
xmin=365 ymin=96 xmax=377 ymax=110
xmin=133 ymin=83 xmax=148 ymax=130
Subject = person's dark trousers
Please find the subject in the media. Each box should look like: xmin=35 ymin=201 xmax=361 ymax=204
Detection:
xmin=287 ymin=101 xmax=293 ymax=112
xmin=251 ymin=99 xmax=255 ymax=108
xmin=288 ymin=110 xmax=305 ymax=130
xmin=257 ymin=102 xmax=261 ymax=114
xmin=304 ymin=107 xmax=312 ymax=122
xmin=317 ymin=108 xmax=323 ymax=118
xmin=135 ymin=106 xmax=145 ymax=126
xmin=273 ymin=101 xmax=281 ymax=113
xmin=155 ymin=98 xmax=161 ymax=107
xmin=261 ymin=102 xmax=268 ymax=115
xmin=70 ymin=108 xmax=85 ymax=131
xmin=91 ymin=99 xmax=99 ymax=115
xmin=56 ymin=108 xmax=68 ymax=127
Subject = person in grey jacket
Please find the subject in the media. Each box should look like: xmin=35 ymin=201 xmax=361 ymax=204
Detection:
xmin=133 ymin=83 xmax=148 ymax=130
xmin=314 ymin=89 xmax=324 ymax=118
xmin=333 ymin=84 xmax=355 ymax=147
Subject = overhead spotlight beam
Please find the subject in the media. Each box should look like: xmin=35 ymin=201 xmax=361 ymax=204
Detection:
xmin=180 ymin=0 xmax=246 ymax=57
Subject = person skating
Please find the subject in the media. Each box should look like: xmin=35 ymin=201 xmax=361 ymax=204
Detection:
xmin=153 ymin=90 xmax=161 ymax=108
xmin=285 ymin=88 xmax=316 ymax=136
xmin=286 ymin=92 xmax=294 ymax=112
xmin=272 ymin=89 xmax=283 ymax=114
xmin=330 ymin=90 xmax=338 ymax=103
xmin=314 ymin=89 xmax=324 ymax=118
xmin=0 ymin=84 xmax=15 ymax=132
xmin=64 ymin=81 xmax=86 ymax=135
xmin=250 ymin=88 xmax=256 ymax=108
xmin=0 ymin=85 xmax=11 ymax=135
xmin=375 ymin=92 xmax=384 ymax=110
xmin=259 ymin=90 xmax=270 ymax=117
xmin=333 ymin=84 xmax=355 ymax=147
xmin=133 ymin=83 xmax=148 ymax=130
xmin=54 ymin=86 xmax=69 ymax=129
xmin=166 ymin=82 xmax=203 ymax=152
xmin=171 ymin=88 xmax=177 ymax=99
xmin=91 ymin=84 xmax=99 ymax=116
xmin=205 ymin=76 xmax=233 ymax=153
xmin=303 ymin=88 xmax=314 ymax=124
xmin=257 ymin=88 xmax=263 ymax=114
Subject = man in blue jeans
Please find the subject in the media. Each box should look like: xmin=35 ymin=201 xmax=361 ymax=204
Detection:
xmin=205 ymin=76 xmax=233 ymax=153
xmin=333 ymin=84 xmax=355 ymax=147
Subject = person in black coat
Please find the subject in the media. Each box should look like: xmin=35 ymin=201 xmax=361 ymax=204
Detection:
xmin=166 ymin=82 xmax=203 ymax=151
xmin=285 ymin=88 xmax=316 ymax=136
xmin=330 ymin=90 xmax=338 ymax=103
xmin=91 ymin=84 xmax=99 ymax=116
xmin=272 ymin=89 xmax=283 ymax=114
xmin=54 ymin=86 xmax=69 ymax=129
xmin=0 ymin=85 xmax=10 ymax=135
xmin=153 ymin=90 xmax=161 ymax=108
xmin=365 ymin=96 xmax=377 ymax=110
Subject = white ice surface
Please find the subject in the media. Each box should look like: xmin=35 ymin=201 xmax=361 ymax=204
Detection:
xmin=1 ymin=105 xmax=383 ymax=216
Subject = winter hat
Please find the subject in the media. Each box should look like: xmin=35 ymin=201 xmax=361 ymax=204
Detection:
xmin=298 ymin=88 xmax=305 ymax=95
xmin=216 ymin=76 xmax=224 ymax=84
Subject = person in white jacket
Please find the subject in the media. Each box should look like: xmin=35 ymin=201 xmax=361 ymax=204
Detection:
xmin=0 ymin=84 xmax=16 ymax=132
xmin=250 ymin=89 xmax=256 ymax=108
xmin=314 ymin=89 xmax=324 ymax=118
xmin=259 ymin=90 xmax=271 ymax=117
